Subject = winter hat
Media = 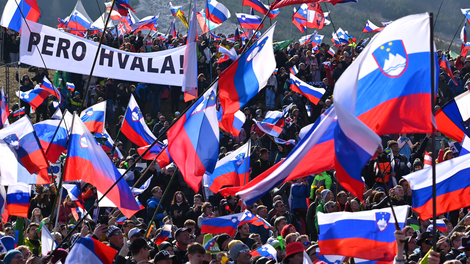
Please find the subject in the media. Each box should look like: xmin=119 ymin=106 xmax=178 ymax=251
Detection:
xmin=229 ymin=243 xmax=249 ymax=262
xmin=4 ymin=250 xmax=23 ymax=264
xmin=281 ymin=224 xmax=295 ymax=238
xmin=321 ymin=189 xmax=331 ymax=202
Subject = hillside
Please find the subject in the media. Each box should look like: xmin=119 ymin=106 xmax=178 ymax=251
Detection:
xmin=0 ymin=0 xmax=468 ymax=51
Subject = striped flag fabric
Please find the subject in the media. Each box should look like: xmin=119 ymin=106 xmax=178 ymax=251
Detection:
xmin=290 ymin=74 xmax=325 ymax=105
xmin=7 ymin=183 xmax=30 ymax=218
xmin=318 ymin=206 xmax=408 ymax=261
xmin=64 ymin=237 xmax=117 ymax=264
xmin=423 ymin=151 xmax=432 ymax=168
xmin=404 ymin=153 xmax=470 ymax=220
xmin=0 ymin=88 xmax=9 ymax=129
xmin=205 ymin=0 xmax=231 ymax=24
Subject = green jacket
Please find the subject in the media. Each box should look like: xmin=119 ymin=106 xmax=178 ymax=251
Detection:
xmin=310 ymin=172 xmax=332 ymax=199
xmin=315 ymin=201 xmax=325 ymax=232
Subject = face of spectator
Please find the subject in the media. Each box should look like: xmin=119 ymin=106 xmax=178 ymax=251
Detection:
xmin=152 ymin=188 xmax=163 ymax=199
xmin=421 ymin=238 xmax=433 ymax=253
xmin=258 ymin=207 xmax=268 ymax=219
xmin=123 ymin=223 xmax=134 ymax=234
xmin=261 ymin=151 xmax=269 ymax=161
xmin=28 ymin=226 xmax=39 ymax=240
xmin=327 ymin=203 xmax=337 ymax=213
xmin=237 ymin=248 xmax=252 ymax=264
xmin=453 ymin=237 xmax=462 ymax=249
xmin=189 ymin=252 xmax=204 ymax=264
xmin=204 ymin=205 xmax=213 ymax=215
xmin=350 ymin=200 xmax=359 ymax=211
xmin=395 ymin=187 xmax=404 ymax=198
xmin=6 ymin=229 xmax=14 ymax=237
xmin=19 ymin=248 xmax=31 ymax=260
xmin=391 ymin=144 xmax=399 ymax=154
xmin=240 ymin=224 xmax=250 ymax=237
xmin=109 ymin=230 xmax=124 ymax=247
xmin=176 ymin=193 xmax=183 ymax=203
xmin=300 ymin=237 xmax=310 ymax=250
xmin=276 ymin=202 xmax=286 ymax=214
xmin=338 ymin=193 xmax=347 ymax=204
xmin=9 ymin=253 xmax=25 ymax=264
xmin=290 ymin=252 xmax=304 ymax=264
xmin=278 ymin=219 xmax=287 ymax=232
xmin=194 ymin=197 xmax=202 ymax=206
xmin=176 ymin=231 xmax=191 ymax=247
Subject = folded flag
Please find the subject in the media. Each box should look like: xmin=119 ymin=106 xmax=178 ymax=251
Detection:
xmin=423 ymin=151 xmax=432 ymax=168
xmin=207 ymin=141 xmax=251 ymax=193
xmin=318 ymin=206 xmax=408 ymax=261
xmin=435 ymin=91 xmax=470 ymax=143
xmin=197 ymin=9 xmax=221 ymax=34
xmin=331 ymin=27 xmax=353 ymax=45
xmin=115 ymin=0 xmax=135 ymax=16
xmin=304 ymin=3 xmax=326 ymax=29
xmin=206 ymin=0 xmax=231 ymax=24
xmin=363 ymin=20 xmax=384 ymax=33
xmin=167 ymin=83 xmax=219 ymax=192
xmin=462 ymin=8 xmax=470 ymax=24
xmin=64 ymin=113 xmax=140 ymax=218
xmin=182 ymin=0 xmax=198 ymax=102
xmin=130 ymin=15 xmax=158 ymax=32
xmin=17 ymin=81 xmax=59 ymax=109
xmin=461 ymin=135 xmax=470 ymax=156
xmin=0 ymin=88 xmax=9 ymax=129
xmin=299 ymin=32 xmax=317 ymax=46
xmin=251 ymin=244 xmax=277 ymax=259
xmin=95 ymin=128 xmax=124 ymax=160
xmin=66 ymin=10 xmax=92 ymax=37
xmin=290 ymin=65 xmax=299 ymax=75
xmin=0 ymin=236 xmax=15 ymax=253
xmin=253 ymin=118 xmax=283 ymax=137
xmin=0 ymin=0 xmax=40 ymax=33
xmin=13 ymin=107 xmax=25 ymax=117
xmin=169 ymin=2 xmax=184 ymax=17
xmin=71 ymin=206 xmax=92 ymax=221
xmin=0 ymin=116 xmax=49 ymax=174
xmin=236 ymin=13 xmax=263 ymax=30
xmin=169 ymin=18 xmax=177 ymax=37
xmin=7 ymin=182 xmax=30 ymax=218
xmin=242 ymin=0 xmax=280 ymax=19
xmin=41 ymin=222 xmax=57 ymax=257
xmin=290 ymin=74 xmax=325 ymax=105
xmin=218 ymin=24 xmax=276 ymax=137
xmin=201 ymin=212 xmax=245 ymax=237
xmin=63 ymin=183 xmax=85 ymax=209
xmin=66 ymin=82 xmax=75 ymax=92
xmin=137 ymin=142 xmax=166 ymax=161
xmin=176 ymin=9 xmax=189 ymax=29
xmin=121 ymin=95 xmax=157 ymax=147
xmin=327 ymin=47 xmax=335 ymax=56
xmin=274 ymin=138 xmax=296 ymax=146
xmin=435 ymin=219 xmax=447 ymax=232
xmin=34 ymin=119 xmax=68 ymax=163
xmin=440 ymin=55 xmax=457 ymax=84
xmin=64 ymin=237 xmax=117 ymax=264
xmin=80 ymin=101 xmax=106 ymax=134
xmin=404 ymin=153 xmax=470 ymax=220
xmin=229 ymin=107 xmax=336 ymax=205
xmin=156 ymin=224 xmax=172 ymax=245
xmin=239 ymin=210 xmax=270 ymax=229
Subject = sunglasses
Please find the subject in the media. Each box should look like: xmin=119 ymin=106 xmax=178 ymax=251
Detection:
xmin=424 ymin=240 xmax=433 ymax=245
xmin=153 ymin=190 xmax=162 ymax=193
xmin=125 ymin=225 xmax=135 ymax=228
xmin=239 ymin=249 xmax=250 ymax=253
xmin=112 ymin=231 xmax=123 ymax=236
xmin=302 ymin=242 xmax=310 ymax=246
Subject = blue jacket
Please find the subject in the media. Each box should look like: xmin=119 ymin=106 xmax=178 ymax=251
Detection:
xmin=147 ymin=197 xmax=165 ymax=226
xmin=448 ymin=78 xmax=463 ymax=98
xmin=291 ymin=184 xmax=310 ymax=210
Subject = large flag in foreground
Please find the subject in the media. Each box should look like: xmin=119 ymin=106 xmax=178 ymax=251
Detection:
xmin=219 ymin=23 xmax=276 ymax=136
xmin=233 ymin=107 xmax=336 ymax=205
xmin=404 ymin=153 xmax=470 ymax=220
xmin=167 ymin=84 xmax=219 ymax=192
xmin=318 ymin=206 xmax=408 ymax=261
xmin=64 ymin=114 xmax=140 ymax=218
xmin=336 ymin=13 xmax=436 ymax=135
xmin=34 ymin=119 xmax=68 ymax=163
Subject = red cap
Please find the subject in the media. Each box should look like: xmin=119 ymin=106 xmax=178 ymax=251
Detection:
xmin=285 ymin=241 xmax=305 ymax=259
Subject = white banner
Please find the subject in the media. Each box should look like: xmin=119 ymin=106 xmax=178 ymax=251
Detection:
xmin=20 ymin=20 xmax=188 ymax=86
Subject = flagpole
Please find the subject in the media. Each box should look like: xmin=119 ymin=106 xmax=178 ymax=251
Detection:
xmin=79 ymin=0 xmax=117 ymax=113
xmin=239 ymin=4 xmax=274 ymax=54
xmin=433 ymin=0 xmax=444 ymax=28
xmin=447 ymin=16 xmax=466 ymax=51
xmin=49 ymin=76 xmax=221 ymax=257
xmin=429 ymin=12 xmax=438 ymax=251
xmin=47 ymin=113 xmax=76 ymax=231
xmin=322 ymin=3 xmax=338 ymax=44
